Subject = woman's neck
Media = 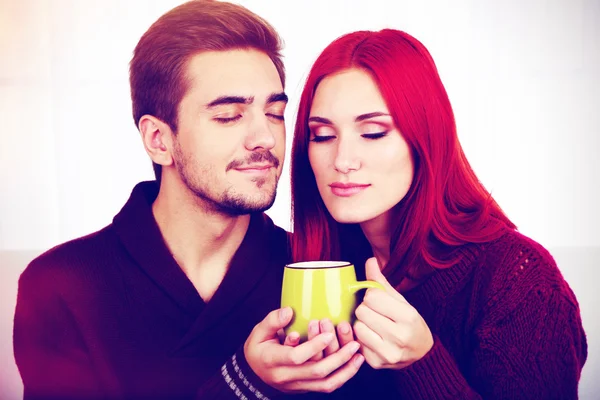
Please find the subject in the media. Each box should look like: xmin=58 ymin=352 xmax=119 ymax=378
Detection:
xmin=359 ymin=211 xmax=393 ymax=268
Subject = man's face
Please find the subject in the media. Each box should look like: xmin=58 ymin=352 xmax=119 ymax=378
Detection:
xmin=172 ymin=49 xmax=287 ymax=215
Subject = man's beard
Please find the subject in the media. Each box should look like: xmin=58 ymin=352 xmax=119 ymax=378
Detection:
xmin=210 ymin=186 xmax=277 ymax=216
xmin=173 ymin=145 xmax=278 ymax=216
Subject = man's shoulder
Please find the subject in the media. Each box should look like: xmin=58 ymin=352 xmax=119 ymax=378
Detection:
xmin=271 ymin=221 xmax=292 ymax=245
xmin=260 ymin=213 xmax=291 ymax=243
xmin=21 ymin=224 xmax=119 ymax=286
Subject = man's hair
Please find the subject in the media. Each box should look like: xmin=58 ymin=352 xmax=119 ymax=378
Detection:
xmin=129 ymin=0 xmax=285 ymax=181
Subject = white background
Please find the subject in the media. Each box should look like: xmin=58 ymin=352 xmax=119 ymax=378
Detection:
xmin=1 ymin=0 xmax=598 ymax=398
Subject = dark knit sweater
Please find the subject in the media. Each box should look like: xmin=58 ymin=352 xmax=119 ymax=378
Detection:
xmin=14 ymin=181 xmax=587 ymax=399
xmin=305 ymin=230 xmax=587 ymax=399
xmin=13 ymin=181 xmax=290 ymax=400
xmin=198 ymin=230 xmax=588 ymax=400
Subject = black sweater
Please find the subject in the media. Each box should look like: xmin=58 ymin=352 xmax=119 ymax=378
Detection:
xmin=13 ymin=181 xmax=290 ymax=399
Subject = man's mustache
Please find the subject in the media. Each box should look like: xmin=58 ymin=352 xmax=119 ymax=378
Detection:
xmin=226 ymin=151 xmax=280 ymax=171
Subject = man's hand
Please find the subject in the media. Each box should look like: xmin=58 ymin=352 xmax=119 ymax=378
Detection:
xmin=283 ymin=318 xmax=356 ymax=362
xmin=245 ymin=307 xmax=364 ymax=393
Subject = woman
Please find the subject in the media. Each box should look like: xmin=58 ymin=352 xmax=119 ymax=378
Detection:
xmin=289 ymin=29 xmax=587 ymax=398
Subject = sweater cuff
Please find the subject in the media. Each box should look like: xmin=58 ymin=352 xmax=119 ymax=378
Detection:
xmin=392 ymin=335 xmax=472 ymax=399
xmin=220 ymin=346 xmax=283 ymax=400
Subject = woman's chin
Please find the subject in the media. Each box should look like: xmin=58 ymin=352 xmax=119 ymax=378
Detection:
xmin=329 ymin=210 xmax=370 ymax=225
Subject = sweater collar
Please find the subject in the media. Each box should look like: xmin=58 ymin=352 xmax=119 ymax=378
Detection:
xmin=113 ymin=181 xmax=203 ymax=316
xmin=350 ymin=238 xmax=483 ymax=312
xmin=112 ymin=181 xmax=281 ymax=320
xmin=403 ymin=244 xmax=482 ymax=312
xmin=173 ymin=210 xmax=282 ymax=351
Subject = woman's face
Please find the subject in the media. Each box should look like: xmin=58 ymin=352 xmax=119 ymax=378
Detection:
xmin=308 ymin=68 xmax=413 ymax=226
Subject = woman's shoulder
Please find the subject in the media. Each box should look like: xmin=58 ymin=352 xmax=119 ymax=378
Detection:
xmin=485 ymin=229 xmax=554 ymax=263
xmin=472 ymin=229 xmax=579 ymax=309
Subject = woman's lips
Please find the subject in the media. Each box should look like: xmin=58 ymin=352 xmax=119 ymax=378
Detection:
xmin=329 ymin=183 xmax=370 ymax=197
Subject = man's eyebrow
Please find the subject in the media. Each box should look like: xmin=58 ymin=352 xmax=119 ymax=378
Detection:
xmin=205 ymin=95 xmax=254 ymax=109
xmin=267 ymin=92 xmax=288 ymax=104
xmin=355 ymin=112 xmax=390 ymax=122
xmin=205 ymin=93 xmax=287 ymax=109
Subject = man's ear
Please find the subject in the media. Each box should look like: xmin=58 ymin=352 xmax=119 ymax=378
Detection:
xmin=138 ymin=115 xmax=174 ymax=168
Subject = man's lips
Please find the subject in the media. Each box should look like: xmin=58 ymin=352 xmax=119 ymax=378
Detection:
xmin=234 ymin=164 xmax=275 ymax=173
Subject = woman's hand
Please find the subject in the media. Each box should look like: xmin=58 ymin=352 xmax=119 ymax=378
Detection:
xmin=354 ymin=257 xmax=434 ymax=370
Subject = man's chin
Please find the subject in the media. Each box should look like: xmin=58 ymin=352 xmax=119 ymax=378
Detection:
xmin=244 ymin=175 xmax=277 ymax=190
xmin=218 ymin=189 xmax=277 ymax=215
xmin=247 ymin=190 xmax=277 ymax=212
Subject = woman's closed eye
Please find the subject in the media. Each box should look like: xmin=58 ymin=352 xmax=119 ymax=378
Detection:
xmin=309 ymin=131 xmax=388 ymax=142
xmin=310 ymin=135 xmax=335 ymax=143
xmin=309 ymin=125 xmax=336 ymax=142
xmin=362 ymin=132 xmax=388 ymax=140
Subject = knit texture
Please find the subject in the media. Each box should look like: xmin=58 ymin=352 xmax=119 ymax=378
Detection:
xmin=13 ymin=181 xmax=587 ymax=399
xmin=309 ymin=230 xmax=588 ymax=399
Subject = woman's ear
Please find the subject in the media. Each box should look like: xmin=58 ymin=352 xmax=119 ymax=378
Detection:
xmin=138 ymin=115 xmax=174 ymax=168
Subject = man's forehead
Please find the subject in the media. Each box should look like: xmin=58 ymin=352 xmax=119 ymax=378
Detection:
xmin=184 ymin=50 xmax=283 ymax=101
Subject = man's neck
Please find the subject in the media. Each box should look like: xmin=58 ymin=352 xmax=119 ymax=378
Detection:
xmin=151 ymin=181 xmax=251 ymax=301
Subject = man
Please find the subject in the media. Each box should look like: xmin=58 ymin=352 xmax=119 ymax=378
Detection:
xmin=13 ymin=1 xmax=362 ymax=399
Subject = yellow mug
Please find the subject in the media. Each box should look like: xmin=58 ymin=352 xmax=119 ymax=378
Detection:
xmin=281 ymin=261 xmax=384 ymax=340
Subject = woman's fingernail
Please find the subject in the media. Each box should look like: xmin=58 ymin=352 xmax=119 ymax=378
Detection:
xmin=340 ymin=323 xmax=350 ymax=335
xmin=349 ymin=342 xmax=360 ymax=353
xmin=354 ymin=354 xmax=365 ymax=367
xmin=309 ymin=320 xmax=319 ymax=333
xmin=320 ymin=319 xmax=332 ymax=331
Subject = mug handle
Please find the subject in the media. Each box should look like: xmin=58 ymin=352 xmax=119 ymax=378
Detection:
xmin=348 ymin=280 xmax=384 ymax=294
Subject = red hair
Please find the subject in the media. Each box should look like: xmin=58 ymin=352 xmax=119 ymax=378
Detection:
xmin=291 ymin=29 xmax=515 ymax=286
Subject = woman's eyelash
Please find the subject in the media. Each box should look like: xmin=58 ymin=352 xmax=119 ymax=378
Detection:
xmin=362 ymin=132 xmax=387 ymax=139
xmin=310 ymin=136 xmax=334 ymax=142
xmin=310 ymin=132 xmax=388 ymax=142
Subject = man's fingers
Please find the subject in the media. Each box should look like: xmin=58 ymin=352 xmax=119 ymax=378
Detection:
xmin=284 ymin=350 xmax=365 ymax=393
xmin=307 ymin=320 xmax=323 ymax=361
xmin=297 ymin=340 xmax=360 ymax=380
xmin=262 ymin=331 xmax=334 ymax=367
xmin=320 ymin=319 xmax=340 ymax=357
xmin=280 ymin=340 xmax=361 ymax=383
xmin=283 ymin=331 xmax=300 ymax=346
xmin=336 ymin=321 xmax=354 ymax=347
xmin=253 ymin=307 xmax=293 ymax=343
xmin=288 ymin=332 xmax=334 ymax=365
